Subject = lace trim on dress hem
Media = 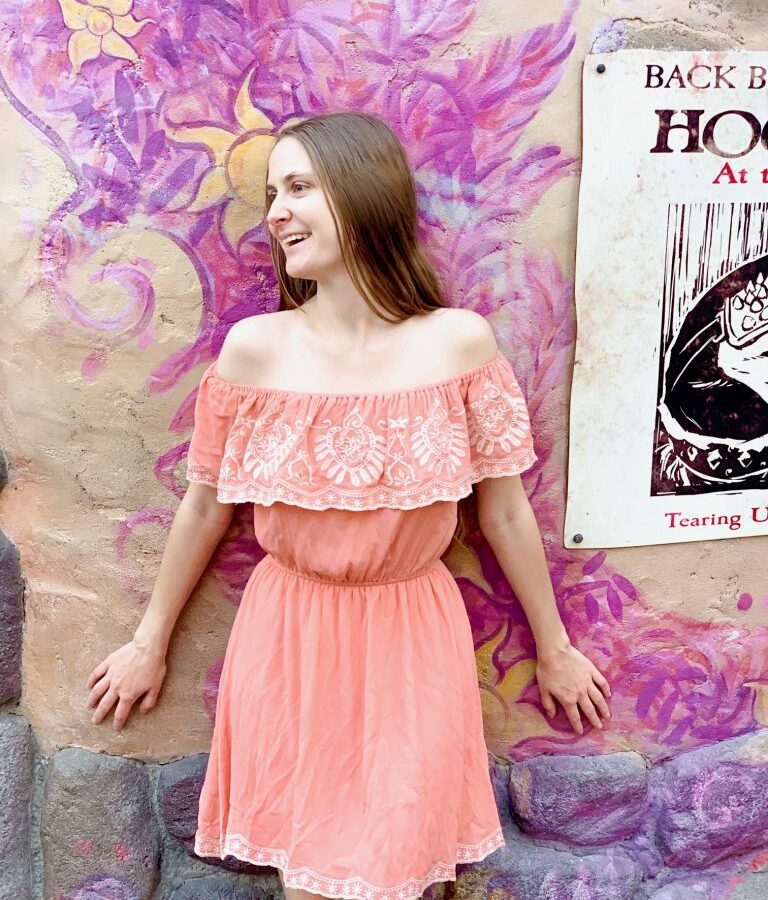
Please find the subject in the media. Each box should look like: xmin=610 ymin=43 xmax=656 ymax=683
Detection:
xmin=193 ymin=827 xmax=505 ymax=900
xmin=186 ymin=449 xmax=537 ymax=509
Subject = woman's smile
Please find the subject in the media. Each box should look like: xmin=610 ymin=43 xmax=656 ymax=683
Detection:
xmin=283 ymin=233 xmax=312 ymax=252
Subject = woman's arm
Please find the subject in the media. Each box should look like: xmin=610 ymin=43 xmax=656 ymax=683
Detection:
xmin=474 ymin=474 xmax=612 ymax=734
xmin=132 ymin=484 xmax=235 ymax=654
xmin=86 ymin=484 xmax=234 ymax=729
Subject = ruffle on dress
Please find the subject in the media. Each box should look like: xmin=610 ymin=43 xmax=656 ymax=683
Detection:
xmin=185 ymin=350 xmax=536 ymax=509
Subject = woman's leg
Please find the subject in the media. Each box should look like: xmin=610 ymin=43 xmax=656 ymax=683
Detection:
xmin=277 ymin=867 xmax=330 ymax=900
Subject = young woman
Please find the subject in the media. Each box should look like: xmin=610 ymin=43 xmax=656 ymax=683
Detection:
xmin=86 ymin=112 xmax=611 ymax=900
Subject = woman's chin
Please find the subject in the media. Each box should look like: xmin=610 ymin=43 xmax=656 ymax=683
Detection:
xmin=285 ymin=260 xmax=316 ymax=280
xmin=284 ymin=254 xmax=342 ymax=283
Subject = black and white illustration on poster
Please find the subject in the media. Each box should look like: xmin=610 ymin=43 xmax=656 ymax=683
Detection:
xmin=564 ymin=50 xmax=768 ymax=548
xmin=654 ymin=204 xmax=768 ymax=498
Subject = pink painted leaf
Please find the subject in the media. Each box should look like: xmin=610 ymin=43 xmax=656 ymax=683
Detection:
xmin=606 ymin=585 xmax=623 ymax=622
xmin=582 ymin=552 xmax=607 ymax=576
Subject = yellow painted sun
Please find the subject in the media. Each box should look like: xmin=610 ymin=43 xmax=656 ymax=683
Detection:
xmin=58 ymin=0 xmax=154 ymax=75
xmin=165 ymin=71 xmax=300 ymax=252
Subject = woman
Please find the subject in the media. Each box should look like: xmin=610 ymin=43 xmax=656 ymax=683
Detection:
xmin=86 ymin=112 xmax=611 ymax=900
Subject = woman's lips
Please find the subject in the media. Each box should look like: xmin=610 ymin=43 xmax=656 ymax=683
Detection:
xmin=283 ymin=234 xmax=311 ymax=252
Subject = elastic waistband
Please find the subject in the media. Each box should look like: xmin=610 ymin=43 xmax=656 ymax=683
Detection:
xmin=261 ymin=554 xmax=444 ymax=587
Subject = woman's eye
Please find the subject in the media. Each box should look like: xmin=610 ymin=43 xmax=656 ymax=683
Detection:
xmin=266 ymin=184 xmax=308 ymax=200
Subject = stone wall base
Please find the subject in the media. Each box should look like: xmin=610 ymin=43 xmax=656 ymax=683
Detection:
xmin=2 ymin=712 xmax=767 ymax=899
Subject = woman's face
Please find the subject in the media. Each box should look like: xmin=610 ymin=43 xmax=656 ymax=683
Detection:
xmin=266 ymin=136 xmax=344 ymax=282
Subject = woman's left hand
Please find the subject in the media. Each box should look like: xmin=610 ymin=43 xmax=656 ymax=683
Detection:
xmin=535 ymin=643 xmax=612 ymax=734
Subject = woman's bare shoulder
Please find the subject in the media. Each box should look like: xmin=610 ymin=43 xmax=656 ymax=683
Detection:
xmin=428 ymin=307 xmax=498 ymax=368
xmin=215 ymin=310 xmax=295 ymax=383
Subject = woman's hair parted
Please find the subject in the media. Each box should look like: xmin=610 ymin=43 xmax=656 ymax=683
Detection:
xmin=265 ymin=111 xmax=445 ymax=322
xmin=263 ymin=110 xmax=475 ymax=548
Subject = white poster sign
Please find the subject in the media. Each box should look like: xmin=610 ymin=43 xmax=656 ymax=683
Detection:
xmin=565 ymin=50 xmax=768 ymax=547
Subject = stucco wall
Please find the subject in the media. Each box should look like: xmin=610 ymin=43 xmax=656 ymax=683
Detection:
xmin=3 ymin=0 xmax=766 ymax=761
xmin=1 ymin=1 xmax=768 ymax=898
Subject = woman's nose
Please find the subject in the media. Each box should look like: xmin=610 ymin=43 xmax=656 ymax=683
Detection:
xmin=267 ymin=198 xmax=290 ymax=227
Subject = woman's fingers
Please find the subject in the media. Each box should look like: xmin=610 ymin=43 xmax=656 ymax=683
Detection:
xmin=90 ymin=686 xmax=118 ymax=725
xmin=87 ymin=674 xmax=110 ymax=710
xmin=563 ymin=701 xmax=584 ymax=734
xmin=112 ymin=697 xmax=135 ymax=731
xmin=86 ymin=640 xmax=168 ymax=729
xmin=139 ymin=688 xmax=158 ymax=713
xmin=577 ymin=692 xmax=603 ymax=730
xmin=540 ymin=688 xmax=557 ymax=719
xmin=538 ymin=650 xmax=614 ymax=734
xmin=561 ymin=689 xmax=605 ymax=734
xmin=588 ymin=682 xmax=611 ymax=720
xmin=86 ymin=659 xmax=108 ymax=690
xmin=592 ymin=668 xmax=612 ymax=698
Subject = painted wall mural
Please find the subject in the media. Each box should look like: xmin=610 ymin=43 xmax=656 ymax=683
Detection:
xmin=0 ymin=0 xmax=767 ymax=781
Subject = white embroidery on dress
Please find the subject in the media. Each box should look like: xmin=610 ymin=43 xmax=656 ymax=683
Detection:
xmin=219 ymin=420 xmax=252 ymax=481
xmin=315 ymin=406 xmax=388 ymax=486
xmin=205 ymin=464 xmax=536 ymax=508
xmin=285 ymin=447 xmax=316 ymax=486
xmin=466 ymin=377 xmax=530 ymax=456
xmin=185 ymin=368 xmax=537 ymax=509
xmin=383 ymin=415 xmax=418 ymax=487
xmin=194 ymin=827 xmax=505 ymax=900
xmin=411 ymin=396 xmax=468 ymax=476
xmin=242 ymin=410 xmax=299 ymax=478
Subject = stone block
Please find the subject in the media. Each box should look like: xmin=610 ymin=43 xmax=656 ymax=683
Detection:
xmin=486 ymin=841 xmax=643 ymax=900
xmin=654 ymin=731 xmax=768 ymax=868
xmin=169 ymin=875 xmax=268 ymax=899
xmin=42 ymin=746 xmax=160 ymax=899
xmin=488 ymin=753 xmax=522 ymax=841
xmin=0 ymin=714 xmax=34 ymax=900
xmin=0 ymin=530 xmax=23 ymax=704
xmin=158 ymin=753 xmax=266 ymax=875
xmin=645 ymin=872 xmax=768 ymax=899
xmin=158 ymin=752 xmax=209 ymax=841
xmin=509 ymin=751 xmax=648 ymax=845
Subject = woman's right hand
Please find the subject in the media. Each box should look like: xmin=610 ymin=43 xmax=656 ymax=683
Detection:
xmin=86 ymin=639 xmax=168 ymax=730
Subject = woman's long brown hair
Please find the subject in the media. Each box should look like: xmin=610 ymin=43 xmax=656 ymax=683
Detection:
xmin=264 ymin=111 xmax=474 ymax=547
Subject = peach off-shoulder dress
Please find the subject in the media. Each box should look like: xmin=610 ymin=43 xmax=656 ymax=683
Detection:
xmin=185 ymin=349 xmax=537 ymax=900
